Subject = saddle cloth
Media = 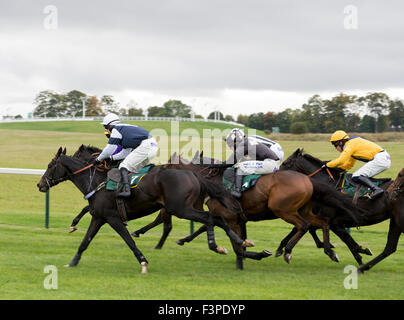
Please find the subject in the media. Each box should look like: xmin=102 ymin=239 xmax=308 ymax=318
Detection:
xmin=341 ymin=173 xmax=389 ymax=198
xmin=106 ymin=164 xmax=154 ymax=191
xmin=222 ymin=167 xmax=261 ymax=193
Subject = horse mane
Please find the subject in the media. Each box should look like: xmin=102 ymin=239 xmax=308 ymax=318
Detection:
xmin=299 ymin=150 xmax=344 ymax=175
xmin=73 ymin=145 xmax=102 ymax=158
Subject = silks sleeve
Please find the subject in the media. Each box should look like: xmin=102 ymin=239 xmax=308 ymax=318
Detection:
xmin=326 ymin=145 xmax=355 ymax=168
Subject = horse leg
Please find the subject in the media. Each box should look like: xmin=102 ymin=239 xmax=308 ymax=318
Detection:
xmin=176 ymin=224 xmax=208 ymax=246
xmin=107 ymin=216 xmax=149 ymax=274
xmin=131 ymin=210 xmax=164 ymax=237
xmin=283 ymin=218 xmax=310 ymax=264
xmin=275 ymin=227 xmax=298 ymax=257
xmin=299 ymin=203 xmax=339 ymax=262
xmin=331 ymin=226 xmax=372 ymax=266
xmin=358 ymin=218 xmax=402 ymax=273
xmin=154 ymin=210 xmax=173 ymax=249
xmin=69 ymin=205 xmax=90 ymax=233
xmin=66 ymin=216 xmax=105 ymax=267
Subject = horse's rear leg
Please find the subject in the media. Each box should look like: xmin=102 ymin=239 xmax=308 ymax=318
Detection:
xmin=358 ymin=218 xmax=402 ymax=273
xmin=107 ymin=216 xmax=149 ymax=274
xmin=67 ymin=216 xmax=104 ymax=267
xmin=154 ymin=210 xmax=173 ymax=249
xmin=176 ymin=224 xmax=208 ymax=246
xmin=131 ymin=210 xmax=164 ymax=237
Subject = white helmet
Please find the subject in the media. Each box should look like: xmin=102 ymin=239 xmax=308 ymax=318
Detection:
xmin=225 ymin=128 xmax=245 ymax=146
xmin=101 ymin=113 xmax=120 ymax=126
xmin=226 ymin=128 xmax=245 ymax=141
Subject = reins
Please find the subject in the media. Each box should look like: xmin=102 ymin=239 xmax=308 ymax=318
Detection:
xmin=308 ymin=166 xmax=335 ymax=181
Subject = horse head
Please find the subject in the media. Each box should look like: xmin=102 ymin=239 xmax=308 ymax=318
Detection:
xmin=387 ymin=168 xmax=404 ymax=201
xmin=37 ymin=147 xmax=69 ymax=192
xmin=280 ymin=148 xmax=304 ymax=171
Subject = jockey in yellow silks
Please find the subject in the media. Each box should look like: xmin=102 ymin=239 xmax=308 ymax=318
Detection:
xmin=326 ymin=130 xmax=391 ymax=199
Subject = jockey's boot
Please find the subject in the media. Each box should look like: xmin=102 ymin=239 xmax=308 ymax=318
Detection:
xmin=117 ymin=167 xmax=131 ymax=198
xmin=231 ymin=174 xmax=243 ymax=199
xmin=356 ymin=176 xmax=384 ymax=199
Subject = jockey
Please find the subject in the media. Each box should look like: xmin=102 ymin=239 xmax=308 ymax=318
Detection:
xmin=224 ymin=128 xmax=282 ymax=198
xmin=94 ymin=113 xmax=158 ymax=198
xmin=326 ymin=130 xmax=391 ymax=199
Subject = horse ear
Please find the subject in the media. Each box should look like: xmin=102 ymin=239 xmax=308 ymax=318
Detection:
xmin=56 ymin=147 xmax=63 ymax=156
xmin=62 ymin=147 xmax=67 ymax=155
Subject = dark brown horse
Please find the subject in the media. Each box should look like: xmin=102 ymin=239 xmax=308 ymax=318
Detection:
xmin=36 ymin=146 xmax=250 ymax=274
xmin=281 ymin=149 xmax=404 ymax=273
xmin=161 ymin=153 xmax=360 ymax=269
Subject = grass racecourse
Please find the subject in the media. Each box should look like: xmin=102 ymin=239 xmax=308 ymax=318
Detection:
xmin=1 ymin=120 xmax=404 ymax=300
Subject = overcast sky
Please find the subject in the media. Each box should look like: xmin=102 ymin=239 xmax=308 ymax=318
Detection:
xmin=1 ymin=0 xmax=404 ymax=118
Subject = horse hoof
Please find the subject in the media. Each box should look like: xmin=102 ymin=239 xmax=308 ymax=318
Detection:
xmin=262 ymin=250 xmax=272 ymax=258
xmin=332 ymin=254 xmax=340 ymax=263
xmin=131 ymin=232 xmax=140 ymax=238
xmin=364 ymin=248 xmax=373 ymax=256
xmin=284 ymin=253 xmax=292 ymax=264
xmin=242 ymin=239 xmax=255 ymax=247
xmin=176 ymin=240 xmax=185 ymax=246
xmin=217 ymin=246 xmax=228 ymax=255
xmin=69 ymin=226 xmax=77 ymax=233
xmin=64 ymin=263 xmax=76 ymax=268
xmin=275 ymin=249 xmax=283 ymax=257
xmin=141 ymin=262 xmax=148 ymax=274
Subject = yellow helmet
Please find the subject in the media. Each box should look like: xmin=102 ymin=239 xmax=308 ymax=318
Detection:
xmin=330 ymin=130 xmax=349 ymax=142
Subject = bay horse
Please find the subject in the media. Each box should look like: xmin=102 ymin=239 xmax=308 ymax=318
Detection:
xmin=280 ymin=149 xmax=404 ymax=273
xmin=36 ymin=146 xmax=251 ymax=274
xmin=160 ymin=152 xmax=361 ymax=269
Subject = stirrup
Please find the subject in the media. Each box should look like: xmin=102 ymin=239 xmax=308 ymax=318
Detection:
xmin=370 ymin=188 xmax=384 ymax=199
xmin=231 ymin=189 xmax=242 ymax=198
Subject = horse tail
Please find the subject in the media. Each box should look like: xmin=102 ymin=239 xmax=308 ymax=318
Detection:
xmin=309 ymin=178 xmax=360 ymax=226
xmin=193 ymin=172 xmax=242 ymax=214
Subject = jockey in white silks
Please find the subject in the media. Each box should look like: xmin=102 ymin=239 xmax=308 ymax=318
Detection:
xmin=224 ymin=128 xmax=284 ymax=198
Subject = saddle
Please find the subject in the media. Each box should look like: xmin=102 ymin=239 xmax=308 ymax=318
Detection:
xmin=341 ymin=173 xmax=390 ymax=201
xmin=106 ymin=164 xmax=155 ymax=191
xmin=106 ymin=164 xmax=155 ymax=224
xmin=222 ymin=167 xmax=261 ymax=194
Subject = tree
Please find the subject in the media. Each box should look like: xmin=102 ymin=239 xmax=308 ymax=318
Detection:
xmin=389 ymin=99 xmax=404 ymax=130
xmin=86 ymin=96 xmax=104 ymax=116
xmin=33 ymin=90 xmax=64 ymax=118
xmin=290 ymin=121 xmax=308 ymax=134
xmin=163 ymin=100 xmax=192 ymax=118
xmin=323 ymin=93 xmax=357 ymax=133
xmin=64 ymin=90 xmax=87 ymax=117
xmin=224 ymin=114 xmax=235 ymax=122
xmin=248 ymin=112 xmax=264 ymax=130
xmin=358 ymin=92 xmax=391 ymax=133
xmin=128 ymin=107 xmax=144 ymax=116
xmin=359 ymin=115 xmax=375 ymax=133
xmin=101 ymin=95 xmax=120 ymax=114
xmin=236 ymin=114 xmax=249 ymax=126
xmin=275 ymin=109 xmax=293 ymax=133
xmin=300 ymin=95 xmax=326 ymax=133
xmin=147 ymin=106 xmax=168 ymax=117
xmin=263 ymin=112 xmax=276 ymax=131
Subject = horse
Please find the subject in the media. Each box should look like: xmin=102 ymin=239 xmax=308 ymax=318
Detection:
xmin=159 ymin=152 xmax=362 ymax=269
xmin=280 ymin=148 xmax=404 ymax=273
xmin=36 ymin=146 xmax=252 ymax=274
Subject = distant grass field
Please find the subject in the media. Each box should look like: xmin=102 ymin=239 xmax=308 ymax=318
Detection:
xmin=1 ymin=121 xmax=404 ymax=300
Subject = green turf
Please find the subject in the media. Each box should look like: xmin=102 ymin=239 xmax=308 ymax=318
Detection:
xmin=1 ymin=122 xmax=404 ymax=300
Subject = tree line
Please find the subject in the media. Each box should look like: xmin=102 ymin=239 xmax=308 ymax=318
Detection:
xmin=236 ymin=92 xmax=404 ymax=133
xmin=31 ymin=90 xmax=404 ymax=133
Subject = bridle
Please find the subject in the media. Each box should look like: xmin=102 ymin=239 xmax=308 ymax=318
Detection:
xmin=387 ymin=176 xmax=404 ymax=201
